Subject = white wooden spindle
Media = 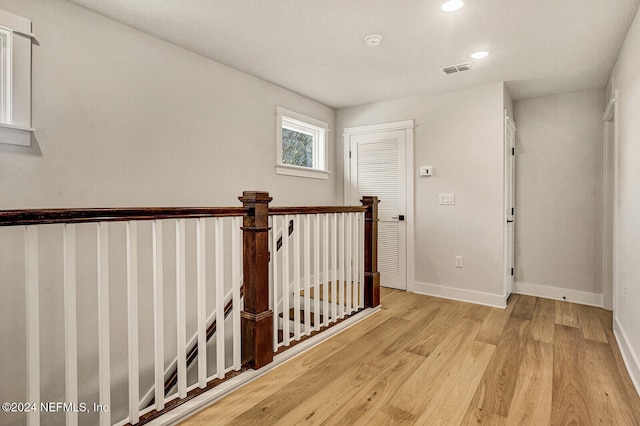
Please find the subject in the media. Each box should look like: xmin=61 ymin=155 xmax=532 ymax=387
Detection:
xmin=63 ymin=224 xmax=78 ymax=426
xmin=152 ymin=220 xmax=165 ymax=411
xmin=352 ymin=213 xmax=358 ymax=312
xmin=268 ymin=216 xmax=274 ymax=320
xmin=196 ymin=218 xmax=207 ymax=388
xmin=271 ymin=216 xmax=279 ymax=350
xmin=25 ymin=226 xmax=40 ymax=426
xmin=293 ymin=216 xmax=301 ymax=340
xmin=339 ymin=213 xmax=345 ymax=318
xmin=360 ymin=213 xmax=365 ymax=308
xmin=232 ymin=216 xmax=242 ymax=369
xmin=346 ymin=213 xmax=352 ymax=314
xmin=348 ymin=213 xmax=355 ymax=313
xmin=126 ymin=221 xmax=140 ymax=424
xmin=97 ymin=222 xmax=111 ymax=426
xmin=176 ymin=219 xmax=187 ymax=399
xmin=282 ymin=215 xmax=290 ymax=345
xmin=215 ymin=218 xmax=225 ymax=379
xmin=313 ymin=215 xmax=320 ymax=332
xmin=323 ymin=214 xmax=330 ymax=326
xmin=331 ymin=213 xmax=338 ymax=323
xmin=303 ymin=215 xmax=311 ymax=335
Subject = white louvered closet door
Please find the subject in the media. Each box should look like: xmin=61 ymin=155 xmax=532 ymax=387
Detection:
xmin=350 ymin=130 xmax=407 ymax=290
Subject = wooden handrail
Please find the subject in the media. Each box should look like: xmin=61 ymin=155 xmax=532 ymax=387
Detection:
xmin=0 ymin=205 xmax=367 ymax=226
xmin=269 ymin=206 xmax=366 ymax=215
xmin=0 ymin=207 xmax=248 ymax=226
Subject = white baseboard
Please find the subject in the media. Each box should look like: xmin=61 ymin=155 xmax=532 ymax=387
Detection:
xmin=515 ymin=281 xmax=604 ymax=308
xmin=613 ymin=318 xmax=640 ymax=398
xmin=411 ymin=281 xmax=506 ymax=309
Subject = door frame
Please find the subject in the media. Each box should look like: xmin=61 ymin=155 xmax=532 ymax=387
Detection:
xmin=503 ymin=112 xmax=517 ymax=303
xmin=343 ymin=120 xmax=415 ymax=291
xmin=603 ymin=89 xmax=619 ymax=313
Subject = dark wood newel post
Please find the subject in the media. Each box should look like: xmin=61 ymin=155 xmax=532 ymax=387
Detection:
xmin=239 ymin=191 xmax=274 ymax=369
xmin=361 ymin=196 xmax=380 ymax=307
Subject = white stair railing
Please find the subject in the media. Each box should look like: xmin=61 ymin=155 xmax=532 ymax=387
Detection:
xmin=269 ymin=210 xmax=365 ymax=351
xmin=0 ymin=194 xmax=379 ymax=425
xmin=0 ymin=209 xmax=245 ymax=426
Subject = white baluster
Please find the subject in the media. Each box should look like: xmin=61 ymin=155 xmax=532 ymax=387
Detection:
xmin=352 ymin=213 xmax=358 ymax=312
xmin=268 ymin=216 xmax=274 ymax=323
xmin=271 ymin=216 xmax=279 ymax=350
xmin=232 ymin=216 xmax=242 ymax=369
xmin=303 ymin=215 xmax=311 ymax=335
xmin=126 ymin=221 xmax=140 ymax=424
xmin=323 ymin=214 xmax=329 ymax=326
xmin=339 ymin=213 xmax=345 ymax=319
xmin=313 ymin=215 xmax=320 ymax=332
xmin=346 ymin=213 xmax=352 ymax=314
xmin=25 ymin=226 xmax=40 ymax=426
xmin=63 ymin=224 xmax=78 ymax=426
xmin=331 ymin=213 xmax=338 ymax=323
xmin=196 ymin=218 xmax=207 ymax=388
xmin=360 ymin=213 xmax=365 ymax=308
xmin=215 ymin=218 xmax=225 ymax=379
xmin=293 ymin=216 xmax=301 ymax=340
xmin=282 ymin=215 xmax=290 ymax=346
xmin=97 ymin=222 xmax=111 ymax=426
xmin=152 ymin=220 xmax=165 ymax=411
xmin=176 ymin=219 xmax=187 ymax=399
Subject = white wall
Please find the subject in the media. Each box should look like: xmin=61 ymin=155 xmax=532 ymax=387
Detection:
xmin=0 ymin=1 xmax=339 ymax=425
xmin=610 ymin=6 xmax=640 ymax=396
xmin=337 ymin=82 xmax=506 ymax=307
xmin=0 ymin=0 xmax=338 ymax=209
xmin=513 ymin=90 xmax=606 ymax=306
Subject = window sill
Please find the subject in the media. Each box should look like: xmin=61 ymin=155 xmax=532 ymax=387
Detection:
xmin=0 ymin=122 xmax=35 ymax=146
xmin=276 ymin=164 xmax=331 ymax=180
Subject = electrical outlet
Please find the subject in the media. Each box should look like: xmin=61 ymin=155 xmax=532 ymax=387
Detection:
xmin=439 ymin=194 xmax=455 ymax=205
xmin=455 ymin=256 xmax=463 ymax=268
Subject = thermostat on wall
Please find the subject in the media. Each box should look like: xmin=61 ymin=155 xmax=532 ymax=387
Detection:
xmin=420 ymin=166 xmax=433 ymax=177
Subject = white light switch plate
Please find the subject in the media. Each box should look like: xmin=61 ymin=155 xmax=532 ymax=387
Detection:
xmin=439 ymin=194 xmax=455 ymax=205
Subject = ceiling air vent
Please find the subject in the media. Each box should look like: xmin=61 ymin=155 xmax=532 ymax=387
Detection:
xmin=441 ymin=63 xmax=472 ymax=75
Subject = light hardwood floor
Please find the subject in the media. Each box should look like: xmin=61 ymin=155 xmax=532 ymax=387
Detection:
xmin=182 ymin=288 xmax=640 ymax=425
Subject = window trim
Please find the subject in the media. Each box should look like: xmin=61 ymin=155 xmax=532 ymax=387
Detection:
xmin=276 ymin=106 xmax=330 ymax=180
xmin=0 ymin=9 xmax=34 ymax=146
xmin=0 ymin=26 xmax=12 ymax=124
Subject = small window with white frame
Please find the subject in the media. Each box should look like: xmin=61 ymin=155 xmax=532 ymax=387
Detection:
xmin=276 ymin=106 xmax=330 ymax=180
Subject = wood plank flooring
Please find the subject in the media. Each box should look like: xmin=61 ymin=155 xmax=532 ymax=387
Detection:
xmin=181 ymin=289 xmax=640 ymax=425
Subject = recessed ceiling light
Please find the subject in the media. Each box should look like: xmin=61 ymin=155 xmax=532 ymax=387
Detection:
xmin=471 ymin=51 xmax=489 ymax=59
xmin=364 ymin=34 xmax=382 ymax=47
xmin=441 ymin=0 xmax=464 ymax=12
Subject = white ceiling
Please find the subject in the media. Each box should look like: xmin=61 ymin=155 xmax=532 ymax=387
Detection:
xmin=69 ymin=0 xmax=640 ymax=109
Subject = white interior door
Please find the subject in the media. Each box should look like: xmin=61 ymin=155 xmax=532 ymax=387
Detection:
xmin=504 ymin=115 xmax=517 ymax=299
xmin=350 ymin=130 xmax=407 ymax=290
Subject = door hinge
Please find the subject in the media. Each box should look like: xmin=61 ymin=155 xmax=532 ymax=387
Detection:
xmin=511 ymin=267 xmax=514 ymax=276
xmin=511 ymin=207 xmax=514 ymax=215
xmin=349 ymin=151 xmax=352 ymax=158
xmin=512 ymin=147 xmax=515 ymax=155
